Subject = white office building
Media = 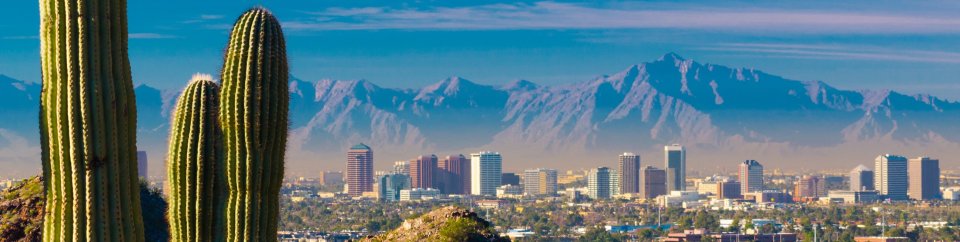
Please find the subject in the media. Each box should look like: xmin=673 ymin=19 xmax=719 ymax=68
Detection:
xmin=471 ymin=151 xmax=503 ymax=196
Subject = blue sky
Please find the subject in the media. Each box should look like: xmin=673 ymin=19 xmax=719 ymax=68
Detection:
xmin=2 ymin=0 xmax=960 ymax=98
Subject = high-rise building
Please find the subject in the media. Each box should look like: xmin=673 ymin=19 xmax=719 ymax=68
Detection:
xmin=739 ymin=160 xmax=764 ymax=193
xmin=410 ymin=155 xmax=437 ymax=189
xmin=609 ymin=169 xmax=620 ymax=196
xmin=378 ymin=173 xmax=410 ymax=201
xmin=875 ymin=154 xmax=908 ymax=201
xmin=137 ymin=151 xmax=148 ymax=179
xmin=850 ymin=165 xmax=875 ymax=191
xmin=346 ymin=143 xmax=374 ymax=197
xmin=320 ymin=171 xmax=344 ymax=186
xmin=502 ymin=173 xmax=520 ymax=186
xmin=909 ymin=157 xmax=941 ymax=200
xmin=587 ymin=167 xmax=611 ymax=199
xmin=640 ymin=166 xmax=666 ymax=199
xmin=665 ymin=144 xmax=686 ymax=191
xmin=717 ymin=180 xmax=742 ymax=199
xmin=394 ymin=161 xmax=410 ymax=176
xmin=793 ymin=176 xmax=826 ymax=201
xmin=523 ymin=168 xmax=558 ymax=196
xmin=618 ymin=153 xmax=641 ymax=194
xmin=471 ymin=151 xmax=502 ymax=196
xmin=438 ymin=154 xmax=470 ymax=194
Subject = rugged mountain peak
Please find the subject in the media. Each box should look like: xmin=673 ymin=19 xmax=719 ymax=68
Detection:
xmin=503 ymin=79 xmax=539 ymax=91
xmin=657 ymin=52 xmax=686 ymax=62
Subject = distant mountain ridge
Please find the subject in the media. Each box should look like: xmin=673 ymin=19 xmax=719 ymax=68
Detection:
xmin=1 ymin=53 xmax=958 ymax=177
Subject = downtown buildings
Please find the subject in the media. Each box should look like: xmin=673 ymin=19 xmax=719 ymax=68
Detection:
xmin=588 ymin=167 xmax=612 ymax=199
xmin=640 ymin=166 xmax=666 ymax=199
xmin=739 ymin=160 xmax=764 ymax=194
xmin=875 ymin=154 xmax=908 ymax=201
xmin=850 ymin=165 xmax=875 ymax=191
xmin=346 ymin=143 xmax=374 ymax=197
xmin=137 ymin=151 xmax=148 ymax=178
xmin=523 ymin=168 xmax=558 ymax=196
xmin=472 ymin=151 xmax=503 ymax=196
xmin=439 ymin=154 xmax=471 ymax=194
xmin=618 ymin=153 xmax=641 ymax=194
xmin=908 ymin=157 xmax=941 ymax=200
xmin=665 ymin=144 xmax=686 ymax=192
xmin=410 ymin=155 xmax=437 ymax=189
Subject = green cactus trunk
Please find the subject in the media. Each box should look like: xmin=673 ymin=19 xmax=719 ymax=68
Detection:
xmin=38 ymin=0 xmax=144 ymax=241
xmin=166 ymin=75 xmax=226 ymax=242
xmin=220 ymin=8 xmax=289 ymax=242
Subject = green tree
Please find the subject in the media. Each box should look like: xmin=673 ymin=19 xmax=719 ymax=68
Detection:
xmin=579 ymin=226 xmax=619 ymax=242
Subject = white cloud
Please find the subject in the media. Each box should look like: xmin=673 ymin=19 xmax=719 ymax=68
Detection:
xmin=283 ymin=1 xmax=960 ymax=34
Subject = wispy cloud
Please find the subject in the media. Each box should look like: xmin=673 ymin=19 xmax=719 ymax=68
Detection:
xmin=182 ymin=14 xmax=226 ymax=24
xmin=129 ymin=33 xmax=178 ymax=39
xmin=200 ymin=14 xmax=223 ymax=20
xmin=284 ymin=1 xmax=960 ymax=34
xmin=698 ymin=43 xmax=960 ymax=64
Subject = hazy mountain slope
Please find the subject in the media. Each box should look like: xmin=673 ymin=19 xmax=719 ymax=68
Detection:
xmin=1 ymin=53 xmax=958 ymax=177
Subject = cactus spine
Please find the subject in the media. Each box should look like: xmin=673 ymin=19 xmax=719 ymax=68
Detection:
xmin=220 ymin=8 xmax=289 ymax=242
xmin=167 ymin=75 xmax=226 ymax=242
xmin=39 ymin=0 xmax=144 ymax=241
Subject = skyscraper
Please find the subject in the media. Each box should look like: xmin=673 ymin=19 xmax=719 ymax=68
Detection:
xmin=618 ymin=153 xmax=641 ymax=194
xmin=410 ymin=155 xmax=437 ymax=189
xmin=438 ymin=154 xmax=470 ymax=194
xmin=875 ymin=154 xmax=908 ymax=201
xmin=523 ymin=168 xmax=558 ymax=196
xmin=665 ymin=144 xmax=686 ymax=191
xmin=471 ymin=151 xmax=502 ymax=196
xmin=640 ymin=166 xmax=666 ymax=199
xmin=378 ymin=173 xmax=410 ymax=201
xmin=609 ymin=169 xmax=620 ymax=196
xmin=347 ymin=143 xmax=374 ymax=197
xmin=738 ymin=160 xmax=764 ymax=193
xmin=137 ymin=150 xmax=148 ymax=179
xmin=587 ymin=167 xmax=611 ymax=199
xmin=909 ymin=157 xmax=941 ymax=200
xmin=850 ymin=165 xmax=875 ymax=191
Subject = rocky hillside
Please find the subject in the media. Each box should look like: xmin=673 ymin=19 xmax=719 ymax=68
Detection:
xmin=362 ymin=206 xmax=509 ymax=242
xmin=0 ymin=176 xmax=43 ymax=242
xmin=0 ymin=177 xmax=169 ymax=242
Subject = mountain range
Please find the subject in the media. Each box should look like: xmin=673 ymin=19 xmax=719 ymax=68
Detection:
xmin=1 ymin=53 xmax=958 ymax=177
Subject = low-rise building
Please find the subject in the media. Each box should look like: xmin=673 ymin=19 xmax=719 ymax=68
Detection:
xmin=828 ymin=190 xmax=879 ymax=204
xmin=496 ymin=184 xmax=523 ymax=198
xmin=658 ymin=191 xmax=701 ymax=207
xmin=399 ymin=188 xmax=440 ymax=201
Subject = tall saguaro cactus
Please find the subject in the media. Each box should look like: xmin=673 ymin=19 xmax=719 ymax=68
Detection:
xmin=220 ymin=8 xmax=289 ymax=242
xmin=38 ymin=0 xmax=144 ymax=241
xmin=167 ymin=75 xmax=226 ymax=242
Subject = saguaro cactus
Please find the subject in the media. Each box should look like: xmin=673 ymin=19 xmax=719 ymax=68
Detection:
xmin=38 ymin=0 xmax=144 ymax=241
xmin=220 ymin=7 xmax=289 ymax=242
xmin=167 ymin=75 xmax=226 ymax=242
